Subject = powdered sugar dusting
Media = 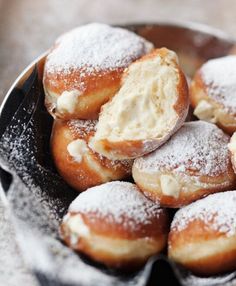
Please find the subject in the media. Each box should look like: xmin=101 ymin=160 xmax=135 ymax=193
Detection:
xmin=69 ymin=181 xmax=161 ymax=230
xmin=171 ymin=191 xmax=236 ymax=237
xmin=134 ymin=121 xmax=230 ymax=178
xmin=68 ymin=119 xmax=97 ymax=137
xmin=201 ymin=55 xmax=236 ymax=114
xmin=45 ymin=23 xmax=153 ymax=76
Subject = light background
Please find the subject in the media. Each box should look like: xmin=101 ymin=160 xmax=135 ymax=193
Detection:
xmin=0 ymin=0 xmax=235 ymax=285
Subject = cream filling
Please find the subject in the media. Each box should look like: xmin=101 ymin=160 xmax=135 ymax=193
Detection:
xmin=193 ymin=100 xmax=217 ymax=123
xmin=67 ymin=139 xmax=89 ymax=162
xmin=92 ymin=50 xmax=179 ymax=143
xmin=66 ymin=214 xmax=163 ymax=258
xmin=57 ymin=90 xmax=80 ymax=114
xmin=228 ymin=132 xmax=236 ymax=153
xmin=160 ymin=174 xmax=180 ymax=198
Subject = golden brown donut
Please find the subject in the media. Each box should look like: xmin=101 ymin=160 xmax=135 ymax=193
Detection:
xmin=168 ymin=191 xmax=236 ymax=275
xmin=190 ymin=55 xmax=236 ymax=134
xmin=60 ymin=181 xmax=169 ymax=268
xmin=90 ymin=48 xmax=189 ymax=160
xmin=133 ymin=121 xmax=236 ymax=208
xmin=51 ymin=119 xmax=132 ymax=192
xmin=43 ymin=23 xmax=153 ymax=120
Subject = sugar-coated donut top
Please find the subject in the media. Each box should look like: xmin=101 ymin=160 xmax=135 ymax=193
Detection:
xmin=134 ymin=121 xmax=230 ymax=177
xmin=69 ymin=181 xmax=162 ymax=230
xmin=201 ymin=55 xmax=236 ymax=114
xmin=171 ymin=191 xmax=236 ymax=237
xmin=45 ymin=23 xmax=153 ymax=76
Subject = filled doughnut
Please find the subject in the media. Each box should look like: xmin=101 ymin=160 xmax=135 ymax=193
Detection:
xmin=90 ymin=48 xmax=189 ymax=160
xmin=51 ymin=119 xmax=132 ymax=192
xmin=168 ymin=191 xmax=236 ymax=275
xmin=132 ymin=121 xmax=236 ymax=208
xmin=60 ymin=181 xmax=169 ymax=268
xmin=43 ymin=23 xmax=153 ymax=120
xmin=190 ymin=55 xmax=236 ymax=134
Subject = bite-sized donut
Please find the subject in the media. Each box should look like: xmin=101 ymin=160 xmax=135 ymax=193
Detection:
xmin=133 ymin=121 xmax=236 ymax=208
xmin=51 ymin=119 xmax=132 ymax=192
xmin=190 ymin=55 xmax=236 ymax=134
xmin=89 ymin=48 xmax=189 ymax=160
xmin=168 ymin=191 xmax=236 ymax=275
xmin=60 ymin=181 xmax=169 ymax=268
xmin=43 ymin=23 xmax=153 ymax=120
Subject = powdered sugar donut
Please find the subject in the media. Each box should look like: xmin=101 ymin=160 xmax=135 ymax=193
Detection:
xmin=190 ymin=56 xmax=236 ymax=134
xmin=43 ymin=23 xmax=153 ymax=120
xmin=168 ymin=191 xmax=236 ymax=275
xmin=90 ymin=48 xmax=189 ymax=160
xmin=51 ymin=119 xmax=132 ymax=192
xmin=60 ymin=181 xmax=169 ymax=268
xmin=133 ymin=121 xmax=236 ymax=208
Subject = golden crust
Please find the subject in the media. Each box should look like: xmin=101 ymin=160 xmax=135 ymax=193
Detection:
xmin=168 ymin=220 xmax=236 ymax=275
xmin=44 ymin=69 xmax=122 ymax=120
xmin=132 ymin=165 xmax=236 ymax=208
xmin=61 ymin=221 xmax=167 ymax=269
xmin=190 ymin=71 xmax=236 ymax=134
xmin=60 ymin=209 xmax=169 ymax=268
xmin=71 ymin=209 xmax=169 ymax=239
xmin=51 ymin=120 xmax=132 ymax=192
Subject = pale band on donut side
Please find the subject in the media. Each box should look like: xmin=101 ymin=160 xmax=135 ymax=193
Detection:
xmin=132 ymin=121 xmax=236 ymax=208
xmin=51 ymin=119 xmax=132 ymax=192
xmin=89 ymin=48 xmax=189 ymax=160
xmin=43 ymin=23 xmax=154 ymax=120
xmin=168 ymin=191 xmax=236 ymax=275
xmin=190 ymin=55 xmax=236 ymax=134
xmin=60 ymin=181 xmax=169 ymax=268
xmin=228 ymin=132 xmax=236 ymax=174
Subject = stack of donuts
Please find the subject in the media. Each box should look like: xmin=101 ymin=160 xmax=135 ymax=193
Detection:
xmin=43 ymin=23 xmax=236 ymax=276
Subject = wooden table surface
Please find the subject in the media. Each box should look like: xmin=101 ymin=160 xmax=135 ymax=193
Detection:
xmin=0 ymin=0 xmax=236 ymax=285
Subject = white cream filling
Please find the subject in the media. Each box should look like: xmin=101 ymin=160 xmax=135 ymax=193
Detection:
xmin=57 ymin=90 xmax=80 ymax=113
xmin=92 ymin=50 xmax=179 ymax=143
xmin=193 ymin=100 xmax=217 ymax=123
xmin=160 ymin=174 xmax=180 ymax=198
xmin=67 ymin=139 xmax=89 ymax=162
xmin=228 ymin=132 xmax=236 ymax=153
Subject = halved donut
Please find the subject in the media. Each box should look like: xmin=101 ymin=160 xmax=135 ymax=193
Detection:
xmin=90 ymin=48 xmax=189 ymax=160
